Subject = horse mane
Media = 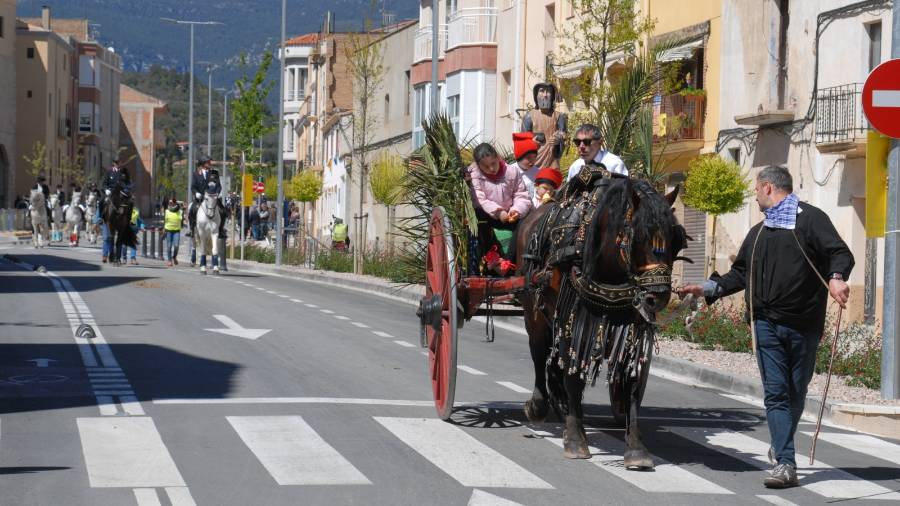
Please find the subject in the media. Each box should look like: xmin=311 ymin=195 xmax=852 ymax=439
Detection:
xmin=631 ymin=179 xmax=676 ymax=245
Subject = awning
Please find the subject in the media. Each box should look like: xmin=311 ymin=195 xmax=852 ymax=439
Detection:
xmin=657 ymin=38 xmax=704 ymax=63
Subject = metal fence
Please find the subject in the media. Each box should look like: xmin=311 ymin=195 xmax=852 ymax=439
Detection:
xmin=815 ymin=83 xmax=867 ymax=145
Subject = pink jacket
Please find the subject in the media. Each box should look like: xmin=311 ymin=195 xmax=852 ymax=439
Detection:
xmin=468 ymin=160 xmax=533 ymax=220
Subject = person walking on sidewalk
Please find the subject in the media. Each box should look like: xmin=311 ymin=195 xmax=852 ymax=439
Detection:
xmin=679 ymin=166 xmax=853 ymax=490
xmin=164 ymin=198 xmax=183 ymax=266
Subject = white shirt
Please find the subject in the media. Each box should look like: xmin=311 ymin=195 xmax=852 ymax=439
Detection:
xmin=509 ymin=161 xmax=541 ymax=198
xmin=566 ymin=150 xmax=628 ymax=182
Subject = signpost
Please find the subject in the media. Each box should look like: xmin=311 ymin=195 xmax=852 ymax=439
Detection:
xmin=863 ymin=59 xmax=900 ymax=139
xmin=253 ymin=181 xmax=265 ymax=194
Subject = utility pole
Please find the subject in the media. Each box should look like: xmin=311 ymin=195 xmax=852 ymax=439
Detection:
xmin=430 ymin=0 xmax=439 ymax=114
xmin=882 ymin=2 xmax=900 ymax=399
xmin=198 ymin=62 xmax=217 ymax=157
xmin=275 ymin=0 xmax=287 ymax=267
xmin=160 ymin=18 xmax=223 ymax=204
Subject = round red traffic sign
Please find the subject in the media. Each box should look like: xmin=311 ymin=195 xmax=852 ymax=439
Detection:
xmin=252 ymin=182 xmax=265 ymax=193
xmin=863 ymin=59 xmax=900 ymax=139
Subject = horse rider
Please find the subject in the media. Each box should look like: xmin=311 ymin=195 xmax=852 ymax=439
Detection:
xmin=30 ymin=175 xmax=50 ymax=211
xmin=187 ymin=155 xmax=228 ymax=239
xmin=101 ymin=157 xmax=133 ymax=217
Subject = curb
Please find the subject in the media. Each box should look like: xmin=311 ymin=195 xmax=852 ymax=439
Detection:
xmin=225 ymin=257 xmax=900 ymax=438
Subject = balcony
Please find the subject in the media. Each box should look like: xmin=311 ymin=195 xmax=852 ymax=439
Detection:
xmin=815 ymin=83 xmax=868 ymax=154
xmin=652 ymin=93 xmax=706 ymax=149
xmin=447 ymin=8 xmax=498 ymax=50
xmin=286 ymin=89 xmax=305 ymax=102
xmin=414 ymin=24 xmax=448 ymax=63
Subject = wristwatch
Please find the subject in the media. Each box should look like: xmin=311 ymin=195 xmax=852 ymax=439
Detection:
xmin=830 ymin=273 xmax=844 ymax=281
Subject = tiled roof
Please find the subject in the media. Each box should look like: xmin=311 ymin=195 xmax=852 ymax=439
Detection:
xmin=285 ymin=33 xmax=319 ymax=46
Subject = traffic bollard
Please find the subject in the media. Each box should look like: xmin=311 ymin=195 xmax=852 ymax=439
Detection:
xmin=158 ymin=229 xmax=165 ymax=260
xmin=141 ymin=229 xmax=148 ymax=258
xmin=149 ymin=228 xmax=157 ymax=259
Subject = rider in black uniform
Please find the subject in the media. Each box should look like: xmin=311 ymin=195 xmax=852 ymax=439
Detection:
xmin=100 ymin=158 xmax=132 ymax=217
xmin=187 ymin=155 xmax=228 ymax=239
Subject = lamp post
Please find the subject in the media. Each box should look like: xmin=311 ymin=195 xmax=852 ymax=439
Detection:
xmin=198 ymin=61 xmax=218 ymax=158
xmin=275 ymin=0 xmax=287 ymax=267
xmin=160 ymin=18 xmax=224 ymax=204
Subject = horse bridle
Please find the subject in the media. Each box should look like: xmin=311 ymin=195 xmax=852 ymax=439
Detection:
xmin=201 ymin=193 xmax=218 ymax=219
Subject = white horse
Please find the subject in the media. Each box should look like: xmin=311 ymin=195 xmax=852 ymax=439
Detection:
xmin=195 ymin=192 xmax=222 ymax=275
xmin=84 ymin=192 xmax=99 ymax=244
xmin=29 ymin=188 xmax=48 ymax=248
xmin=64 ymin=191 xmax=84 ymax=247
xmin=49 ymin=194 xmax=64 ymax=243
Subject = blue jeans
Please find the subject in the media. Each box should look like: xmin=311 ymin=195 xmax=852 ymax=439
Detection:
xmin=754 ymin=319 xmax=821 ymax=467
xmin=166 ymin=231 xmax=180 ymax=261
xmin=101 ymin=223 xmax=112 ymax=258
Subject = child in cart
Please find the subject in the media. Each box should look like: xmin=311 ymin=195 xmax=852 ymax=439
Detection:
xmin=467 ymin=143 xmax=532 ymax=276
xmin=532 ymin=167 xmax=562 ymax=207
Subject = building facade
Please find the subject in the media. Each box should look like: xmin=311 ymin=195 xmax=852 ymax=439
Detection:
xmin=0 ymin=0 xmax=16 ymax=208
xmin=119 ymin=84 xmax=167 ymax=216
xmin=280 ymin=33 xmax=316 ymax=174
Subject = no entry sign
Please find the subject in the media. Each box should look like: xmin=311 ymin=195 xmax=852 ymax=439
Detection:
xmin=252 ymin=181 xmax=265 ymax=194
xmin=863 ymin=59 xmax=900 ymax=139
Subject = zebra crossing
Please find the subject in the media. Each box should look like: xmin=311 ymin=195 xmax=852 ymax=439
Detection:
xmin=55 ymin=411 xmax=900 ymax=503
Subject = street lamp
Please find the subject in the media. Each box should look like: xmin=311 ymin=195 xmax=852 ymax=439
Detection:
xmin=160 ymin=18 xmax=224 ymax=204
xmin=275 ymin=0 xmax=287 ymax=267
xmin=198 ymin=61 xmax=219 ymax=158
xmin=215 ymin=87 xmax=234 ymax=181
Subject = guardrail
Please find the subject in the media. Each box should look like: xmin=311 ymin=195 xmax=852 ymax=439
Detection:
xmin=815 ymin=83 xmax=867 ymax=145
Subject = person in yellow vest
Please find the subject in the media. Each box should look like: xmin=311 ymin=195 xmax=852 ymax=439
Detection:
xmin=331 ymin=217 xmax=349 ymax=251
xmin=122 ymin=207 xmax=144 ymax=265
xmin=164 ymin=197 xmax=184 ymax=267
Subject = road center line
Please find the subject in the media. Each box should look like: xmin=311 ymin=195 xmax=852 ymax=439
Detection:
xmin=393 ymin=340 xmax=415 ymax=348
xmin=458 ymin=365 xmax=487 ymax=376
xmin=351 ymin=322 xmax=370 ymax=328
xmin=495 ymin=381 xmax=531 ymax=394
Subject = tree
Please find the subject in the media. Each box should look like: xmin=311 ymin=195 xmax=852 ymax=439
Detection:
xmin=369 ymin=153 xmax=406 ymax=252
xmin=231 ymin=51 xmax=276 ymax=211
xmin=22 ymin=141 xmax=48 ymax=180
xmin=287 ymin=170 xmax=323 ymax=255
xmin=682 ymin=155 xmax=752 ymax=277
xmin=59 ymin=152 xmax=86 ymax=188
xmin=345 ymin=28 xmax=385 ymax=274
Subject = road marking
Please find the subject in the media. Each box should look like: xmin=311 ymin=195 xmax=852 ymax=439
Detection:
xmin=78 ymin=417 xmax=186 ymax=487
xmin=278 ymin=294 xmax=289 ymax=299
xmin=393 ymin=340 xmax=415 ymax=348
xmin=90 ymin=383 xmax=132 ymax=389
xmin=334 ymin=315 xmax=350 ymax=320
xmin=351 ymin=322 xmax=370 ymax=328
xmin=496 ymin=381 xmax=531 ymax=394
xmin=756 ymin=495 xmax=799 ymax=506
xmin=204 ymin=314 xmax=271 ymax=340
xmin=468 ymin=489 xmax=525 ymax=506
xmin=120 ymin=395 xmax=146 ymax=416
xmin=154 ymin=397 xmax=436 ymax=406
xmin=372 ymin=331 xmax=393 ymax=338
xmin=304 ymin=303 xmax=319 ymax=308
xmin=873 ymin=90 xmax=900 ymax=108
xmin=800 ymin=431 xmax=900 ymax=466
xmin=96 ymin=396 xmax=118 ymax=416
xmin=26 ymin=358 xmax=56 ymax=368
xmin=375 ymin=417 xmax=552 ymax=489
xmin=290 ymin=299 xmax=303 ymax=303
xmin=255 ymin=287 xmax=266 ymax=291
xmin=459 ymin=365 xmax=487 ymax=376
xmin=227 ymin=416 xmax=371 ymax=486
xmin=669 ymin=427 xmax=900 ymax=500
xmin=533 ymin=429 xmax=731 ymax=494
xmin=88 ymin=373 xmax=126 ymax=379
xmin=319 ymin=309 xmax=335 ymax=314
xmin=133 ymin=488 xmax=161 ymax=506
xmin=165 ymin=486 xmax=197 ymax=506
xmin=265 ymin=290 xmax=277 ymax=295
xmin=93 ymin=390 xmax=136 ymax=396
xmin=90 ymin=377 xmax=128 ymax=382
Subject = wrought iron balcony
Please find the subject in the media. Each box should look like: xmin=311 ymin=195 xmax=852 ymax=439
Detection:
xmin=815 ymin=83 xmax=867 ymax=153
xmin=414 ymin=24 xmax=448 ymax=63
xmin=447 ymin=8 xmax=498 ymax=50
xmin=652 ymin=93 xmax=706 ymax=144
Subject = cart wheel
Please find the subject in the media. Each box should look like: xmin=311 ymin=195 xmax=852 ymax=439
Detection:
xmin=421 ymin=206 xmax=458 ymax=420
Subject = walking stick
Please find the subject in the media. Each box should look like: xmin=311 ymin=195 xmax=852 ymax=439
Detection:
xmin=809 ymin=305 xmax=843 ymax=465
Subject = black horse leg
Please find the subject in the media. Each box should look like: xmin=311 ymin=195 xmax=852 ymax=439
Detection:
xmin=562 ymin=373 xmax=590 ymax=459
xmin=623 ymin=375 xmax=654 ymax=470
xmin=523 ymin=299 xmax=551 ymax=422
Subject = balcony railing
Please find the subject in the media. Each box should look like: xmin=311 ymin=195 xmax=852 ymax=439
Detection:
xmin=448 ymin=8 xmax=498 ymax=50
xmin=286 ymin=89 xmax=305 ymax=102
xmin=652 ymin=94 xmax=706 ymax=143
xmin=815 ymin=83 xmax=867 ymax=145
xmin=414 ymin=24 xmax=448 ymax=63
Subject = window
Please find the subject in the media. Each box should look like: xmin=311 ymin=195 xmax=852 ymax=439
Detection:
xmin=448 ymin=95 xmax=460 ymax=138
xmin=27 ymin=47 xmax=34 ymax=59
xmin=404 ymin=71 xmax=411 ymax=116
xmin=384 ymin=94 xmax=391 ymax=122
xmin=413 ymin=85 xmax=428 ymax=149
xmin=500 ymin=71 xmax=511 ymax=116
xmin=868 ymin=22 xmax=882 ymax=72
xmin=728 ymin=147 xmax=741 ymax=166
xmin=0 ymin=16 xmax=4 ymax=38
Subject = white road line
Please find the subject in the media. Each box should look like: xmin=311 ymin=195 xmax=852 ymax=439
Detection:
xmin=133 ymin=488 xmax=162 ymax=506
xmin=120 ymin=395 xmax=146 ymax=416
xmin=458 ymin=365 xmax=487 ymax=376
xmin=265 ymin=290 xmax=277 ymax=295
xmin=278 ymin=294 xmax=289 ymax=299
xmin=375 ymin=417 xmax=552 ymax=489
xmin=495 ymin=381 xmax=531 ymax=394
xmin=669 ymin=427 xmax=900 ymax=500
xmin=467 ymin=489 xmax=525 ymax=506
xmin=800 ymin=431 xmax=900 ymax=467
xmin=90 ymin=383 xmax=132 ymax=389
xmin=305 ymin=303 xmax=319 ymax=308
xmin=393 ymin=340 xmax=415 ymax=348
xmin=351 ymin=322 xmax=370 ymax=328
xmin=96 ymin=396 xmax=118 ymax=416
xmin=165 ymin=486 xmax=198 ymax=506
xmin=88 ymin=374 xmax=127 ymax=379
xmin=334 ymin=315 xmax=350 ymax=320
xmin=372 ymin=331 xmax=393 ymax=338
xmin=533 ymin=429 xmax=731 ymax=494
xmin=78 ymin=417 xmax=186 ymax=487
xmin=93 ymin=390 xmax=136 ymax=396
xmin=255 ymin=287 xmax=266 ymax=291
xmin=227 ymin=416 xmax=371 ymax=486
xmin=319 ymin=309 xmax=335 ymax=314
xmin=756 ymin=495 xmax=799 ymax=506
xmin=154 ymin=397 xmax=436 ymax=406
xmin=290 ymin=299 xmax=303 ymax=303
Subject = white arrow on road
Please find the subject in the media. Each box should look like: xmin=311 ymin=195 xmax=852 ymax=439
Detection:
xmin=27 ymin=358 xmax=56 ymax=368
xmin=467 ymin=489 xmax=524 ymax=506
xmin=204 ymin=315 xmax=271 ymax=340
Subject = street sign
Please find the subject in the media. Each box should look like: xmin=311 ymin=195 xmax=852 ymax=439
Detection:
xmin=242 ymin=174 xmax=253 ymax=204
xmin=253 ymin=181 xmax=265 ymax=194
xmin=863 ymin=59 xmax=900 ymax=139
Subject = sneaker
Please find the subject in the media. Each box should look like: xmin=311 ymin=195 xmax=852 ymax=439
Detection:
xmin=173 ymin=257 xmax=179 ymax=265
xmin=764 ymin=463 xmax=799 ymax=489
xmin=166 ymin=261 xmax=173 ymax=267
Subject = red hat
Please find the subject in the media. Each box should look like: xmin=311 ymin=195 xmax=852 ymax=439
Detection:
xmin=512 ymin=132 xmax=539 ymax=161
xmin=534 ymin=168 xmax=562 ymax=189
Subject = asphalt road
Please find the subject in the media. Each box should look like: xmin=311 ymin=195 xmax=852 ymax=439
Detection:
xmin=0 ymin=244 xmax=898 ymax=506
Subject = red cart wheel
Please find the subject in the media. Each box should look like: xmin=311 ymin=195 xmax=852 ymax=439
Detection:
xmin=418 ymin=206 xmax=458 ymax=420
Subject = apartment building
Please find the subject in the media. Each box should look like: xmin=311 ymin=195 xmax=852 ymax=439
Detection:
xmin=280 ymin=33 xmax=316 ymax=174
xmin=0 ymin=0 xmax=15 ymax=208
xmin=119 ymin=84 xmax=167 ymax=215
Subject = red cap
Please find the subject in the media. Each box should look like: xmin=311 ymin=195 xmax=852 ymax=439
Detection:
xmin=534 ymin=168 xmax=562 ymax=189
xmin=512 ymin=132 xmax=539 ymax=161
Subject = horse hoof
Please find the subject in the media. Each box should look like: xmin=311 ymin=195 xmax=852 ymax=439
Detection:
xmin=524 ymin=397 xmax=549 ymax=423
xmin=623 ymin=448 xmax=654 ymax=470
xmin=563 ymin=439 xmax=591 ymax=459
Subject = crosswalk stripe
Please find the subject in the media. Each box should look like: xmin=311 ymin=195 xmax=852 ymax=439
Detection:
xmin=96 ymin=396 xmax=117 ymax=416
xmin=165 ymin=486 xmax=197 ymax=506
xmin=669 ymin=428 xmax=900 ymax=500
xmin=227 ymin=416 xmax=371 ymax=486
xmin=468 ymin=489 xmax=525 ymax=506
xmin=120 ymin=395 xmax=145 ymax=416
xmin=533 ymin=429 xmax=731 ymax=494
xmin=375 ymin=417 xmax=552 ymax=489
xmin=133 ymin=488 xmax=161 ymax=506
xmin=78 ymin=417 xmax=185 ymax=487
xmin=800 ymin=431 xmax=900 ymax=467
xmin=756 ymin=495 xmax=799 ymax=506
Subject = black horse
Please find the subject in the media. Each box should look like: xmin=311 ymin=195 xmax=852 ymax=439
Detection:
xmin=102 ymin=185 xmax=137 ymax=265
xmin=517 ymin=173 xmax=687 ymax=469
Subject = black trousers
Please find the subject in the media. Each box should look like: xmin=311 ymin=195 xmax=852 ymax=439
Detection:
xmin=474 ymin=208 xmax=518 ymax=263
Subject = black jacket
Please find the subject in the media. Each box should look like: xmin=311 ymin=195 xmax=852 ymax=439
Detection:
xmin=191 ymin=169 xmax=221 ymax=198
xmin=710 ymin=202 xmax=854 ymax=333
xmin=103 ymin=166 xmax=131 ymax=191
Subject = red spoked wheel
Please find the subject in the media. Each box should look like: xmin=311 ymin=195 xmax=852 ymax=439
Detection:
xmin=417 ymin=206 xmax=458 ymax=421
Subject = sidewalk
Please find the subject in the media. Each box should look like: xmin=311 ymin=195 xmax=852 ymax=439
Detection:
xmin=226 ymin=257 xmax=900 ymax=439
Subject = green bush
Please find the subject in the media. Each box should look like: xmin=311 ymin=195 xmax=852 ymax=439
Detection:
xmin=660 ymin=303 xmax=753 ymax=353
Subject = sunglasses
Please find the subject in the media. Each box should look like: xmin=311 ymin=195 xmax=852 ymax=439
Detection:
xmin=572 ymin=138 xmax=599 ymax=146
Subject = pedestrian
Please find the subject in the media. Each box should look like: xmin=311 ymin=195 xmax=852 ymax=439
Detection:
xmin=164 ymin=197 xmax=183 ymax=266
xmin=509 ymin=132 xmax=541 ymax=199
xmin=249 ymin=204 xmax=261 ymax=240
xmin=565 ymin=124 xmax=627 ymax=182
xmin=121 ymin=207 xmax=143 ymax=265
xmin=678 ymin=166 xmax=853 ymax=489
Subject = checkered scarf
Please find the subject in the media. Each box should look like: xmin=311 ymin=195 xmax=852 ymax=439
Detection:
xmin=764 ymin=193 xmax=800 ymax=230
